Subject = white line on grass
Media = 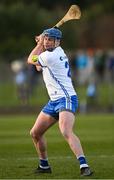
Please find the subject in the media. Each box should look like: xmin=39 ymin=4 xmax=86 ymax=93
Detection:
xmin=0 ymin=155 xmax=114 ymax=161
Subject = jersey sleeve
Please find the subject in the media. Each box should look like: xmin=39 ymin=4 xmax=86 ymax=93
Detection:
xmin=38 ymin=51 xmax=54 ymax=67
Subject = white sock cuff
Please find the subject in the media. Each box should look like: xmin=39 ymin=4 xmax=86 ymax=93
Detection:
xmin=80 ymin=164 xmax=89 ymax=169
xmin=39 ymin=165 xmax=49 ymax=169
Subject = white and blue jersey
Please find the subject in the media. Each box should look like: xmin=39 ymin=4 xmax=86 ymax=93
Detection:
xmin=38 ymin=46 xmax=76 ymax=100
xmin=38 ymin=46 xmax=78 ymax=117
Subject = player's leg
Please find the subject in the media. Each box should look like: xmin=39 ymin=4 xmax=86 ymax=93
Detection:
xmin=59 ymin=111 xmax=93 ymax=176
xmin=30 ymin=111 xmax=57 ymax=173
xmin=30 ymin=111 xmax=56 ymax=158
xmin=59 ymin=111 xmax=84 ymax=157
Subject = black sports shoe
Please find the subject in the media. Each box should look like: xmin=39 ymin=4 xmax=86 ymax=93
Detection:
xmin=34 ymin=166 xmax=52 ymax=174
xmin=80 ymin=167 xmax=93 ymax=176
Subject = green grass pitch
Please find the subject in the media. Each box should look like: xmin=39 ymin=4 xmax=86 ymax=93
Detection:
xmin=0 ymin=113 xmax=114 ymax=179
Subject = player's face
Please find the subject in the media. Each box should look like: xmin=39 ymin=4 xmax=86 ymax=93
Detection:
xmin=44 ymin=35 xmax=55 ymax=50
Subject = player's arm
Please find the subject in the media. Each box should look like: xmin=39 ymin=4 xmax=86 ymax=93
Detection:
xmin=27 ymin=34 xmax=44 ymax=66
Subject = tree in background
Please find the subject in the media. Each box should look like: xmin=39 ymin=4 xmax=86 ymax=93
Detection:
xmin=0 ymin=0 xmax=114 ymax=61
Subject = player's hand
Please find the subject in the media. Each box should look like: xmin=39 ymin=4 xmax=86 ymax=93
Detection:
xmin=35 ymin=34 xmax=44 ymax=45
xmin=35 ymin=35 xmax=40 ymax=43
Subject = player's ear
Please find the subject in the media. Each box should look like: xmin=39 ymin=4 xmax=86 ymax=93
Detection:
xmin=55 ymin=40 xmax=60 ymax=47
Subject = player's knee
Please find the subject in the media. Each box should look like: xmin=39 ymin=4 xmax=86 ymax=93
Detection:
xmin=30 ymin=129 xmax=34 ymax=137
xmin=30 ymin=129 xmax=39 ymax=140
xmin=61 ymin=129 xmax=70 ymax=140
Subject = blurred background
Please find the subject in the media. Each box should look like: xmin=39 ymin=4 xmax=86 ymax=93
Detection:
xmin=0 ymin=0 xmax=114 ymax=114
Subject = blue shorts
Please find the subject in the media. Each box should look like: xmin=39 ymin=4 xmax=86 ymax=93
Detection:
xmin=42 ymin=95 xmax=78 ymax=120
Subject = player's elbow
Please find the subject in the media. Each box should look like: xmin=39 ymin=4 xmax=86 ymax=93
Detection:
xmin=27 ymin=57 xmax=32 ymax=64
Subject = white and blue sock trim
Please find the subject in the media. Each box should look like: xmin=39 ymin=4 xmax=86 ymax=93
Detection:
xmin=77 ymin=155 xmax=89 ymax=169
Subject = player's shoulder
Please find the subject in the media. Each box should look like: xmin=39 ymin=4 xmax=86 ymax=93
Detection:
xmin=39 ymin=49 xmax=55 ymax=65
xmin=39 ymin=46 xmax=65 ymax=63
xmin=39 ymin=50 xmax=51 ymax=60
xmin=55 ymin=46 xmax=64 ymax=53
xmin=40 ymin=47 xmax=61 ymax=58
